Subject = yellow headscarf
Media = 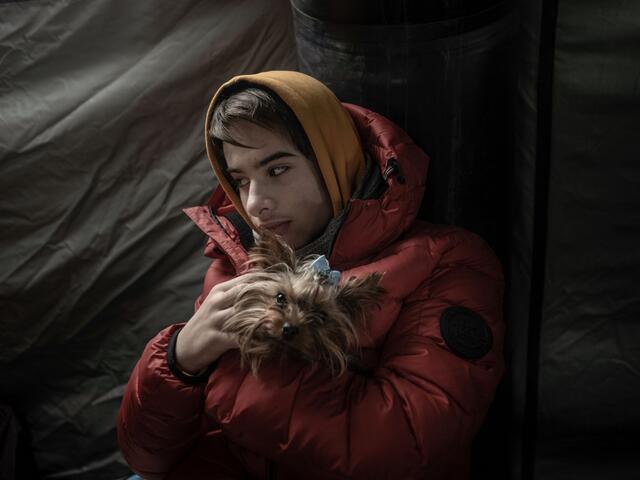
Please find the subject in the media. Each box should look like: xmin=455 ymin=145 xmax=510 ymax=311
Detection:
xmin=204 ymin=71 xmax=365 ymax=229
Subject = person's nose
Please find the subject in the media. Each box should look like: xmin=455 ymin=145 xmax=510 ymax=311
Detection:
xmin=245 ymin=180 xmax=275 ymax=220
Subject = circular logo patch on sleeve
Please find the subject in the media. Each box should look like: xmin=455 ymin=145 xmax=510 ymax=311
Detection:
xmin=439 ymin=306 xmax=493 ymax=359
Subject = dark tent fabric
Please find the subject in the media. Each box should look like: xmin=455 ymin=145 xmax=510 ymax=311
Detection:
xmin=530 ymin=1 xmax=640 ymax=478
xmin=505 ymin=0 xmax=544 ymax=477
xmin=509 ymin=0 xmax=640 ymax=479
xmin=0 ymin=1 xmax=296 ymax=478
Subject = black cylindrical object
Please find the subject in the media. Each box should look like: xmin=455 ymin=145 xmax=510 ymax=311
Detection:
xmin=292 ymin=0 xmax=503 ymax=24
xmin=291 ymin=0 xmax=513 ymax=257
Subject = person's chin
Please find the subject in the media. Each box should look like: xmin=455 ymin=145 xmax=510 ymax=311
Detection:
xmin=283 ymin=229 xmax=304 ymax=250
xmin=268 ymin=223 xmax=296 ymax=247
xmin=290 ymin=231 xmax=318 ymax=251
xmin=283 ymin=233 xmax=299 ymax=249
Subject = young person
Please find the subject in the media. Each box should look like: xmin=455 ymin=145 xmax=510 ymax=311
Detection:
xmin=117 ymin=71 xmax=505 ymax=479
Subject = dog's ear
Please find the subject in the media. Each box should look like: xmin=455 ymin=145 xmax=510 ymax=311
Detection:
xmin=335 ymin=272 xmax=385 ymax=323
xmin=248 ymin=229 xmax=297 ymax=270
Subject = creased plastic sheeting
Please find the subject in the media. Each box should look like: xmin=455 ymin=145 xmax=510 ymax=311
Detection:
xmin=0 ymin=0 xmax=297 ymax=478
xmin=535 ymin=0 xmax=640 ymax=478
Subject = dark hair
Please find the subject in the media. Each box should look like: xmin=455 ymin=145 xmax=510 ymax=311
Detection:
xmin=209 ymin=84 xmax=315 ymax=173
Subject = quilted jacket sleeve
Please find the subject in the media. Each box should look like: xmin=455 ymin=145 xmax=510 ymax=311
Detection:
xmin=204 ymin=230 xmax=505 ymax=479
xmin=117 ymin=258 xmax=236 ymax=479
xmin=117 ymin=323 xmax=202 ymax=479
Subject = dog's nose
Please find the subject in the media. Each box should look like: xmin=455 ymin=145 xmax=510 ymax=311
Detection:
xmin=282 ymin=322 xmax=299 ymax=339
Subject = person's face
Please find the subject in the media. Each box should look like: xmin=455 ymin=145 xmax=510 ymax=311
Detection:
xmin=223 ymin=120 xmax=332 ymax=249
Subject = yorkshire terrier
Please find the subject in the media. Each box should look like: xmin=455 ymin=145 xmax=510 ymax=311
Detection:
xmin=221 ymin=231 xmax=384 ymax=377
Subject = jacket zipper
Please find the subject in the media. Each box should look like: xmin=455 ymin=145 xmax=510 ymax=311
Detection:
xmin=382 ymin=158 xmax=405 ymax=184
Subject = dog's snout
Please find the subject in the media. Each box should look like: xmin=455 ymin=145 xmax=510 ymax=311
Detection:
xmin=282 ymin=322 xmax=299 ymax=339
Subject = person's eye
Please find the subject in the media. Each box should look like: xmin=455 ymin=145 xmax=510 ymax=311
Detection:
xmin=268 ymin=165 xmax=289 ymax=177
xmin=232 ymin=177 xmax=249 ymax=188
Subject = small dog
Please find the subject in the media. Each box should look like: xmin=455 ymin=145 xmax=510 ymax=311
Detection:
xmin=222 ymin=231 xmax=384 ymax=376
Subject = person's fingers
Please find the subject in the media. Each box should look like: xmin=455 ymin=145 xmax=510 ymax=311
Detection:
xmin=200 ymin=276 xmax=248 ymax=309
xmin=214 ymin=274 xmax=251 ymax=293
xmin=202 ymin=272 xmax=269 ymax=311
xmin=214 ymin=283 xmax=250 ymax=309
xmin=212 ymin=306 xmax=235 ymax=325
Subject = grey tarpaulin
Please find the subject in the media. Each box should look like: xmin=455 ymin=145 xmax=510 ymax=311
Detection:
xmin=0 ymin=1 xmax=297 ymax=478
xmin=534 ymin=0 xmax=640 ymax=478
xmin=509 ymin=0 xmax=640 ymax=479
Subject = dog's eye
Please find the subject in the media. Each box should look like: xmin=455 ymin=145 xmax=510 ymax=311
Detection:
xmin=275 ymin=292 xmax=287 ymax=306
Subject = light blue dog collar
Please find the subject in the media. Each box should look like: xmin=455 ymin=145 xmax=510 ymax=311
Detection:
xmin=310 ymin=255 xmax=341 ymax=285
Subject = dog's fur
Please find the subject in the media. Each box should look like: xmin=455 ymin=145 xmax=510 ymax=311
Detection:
xmin=222 ymin=231 xmax=384 ymax=376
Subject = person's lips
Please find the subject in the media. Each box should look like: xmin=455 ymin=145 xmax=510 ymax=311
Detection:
xmin=260 ymin=220 xmax=291 ymax=235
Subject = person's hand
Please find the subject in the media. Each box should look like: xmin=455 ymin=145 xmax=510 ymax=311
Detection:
xmin=174 ymin=275 xmax=249 ymax=374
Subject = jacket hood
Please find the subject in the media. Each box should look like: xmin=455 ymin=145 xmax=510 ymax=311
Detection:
xmin=329 ymin=103 xmax=429 ymax=269
xmin=205 ymin=71 xmax=366 ymax=228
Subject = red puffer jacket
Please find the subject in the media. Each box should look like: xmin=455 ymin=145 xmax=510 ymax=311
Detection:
xmin=117 ymin=104 xmax=505 ymax=480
